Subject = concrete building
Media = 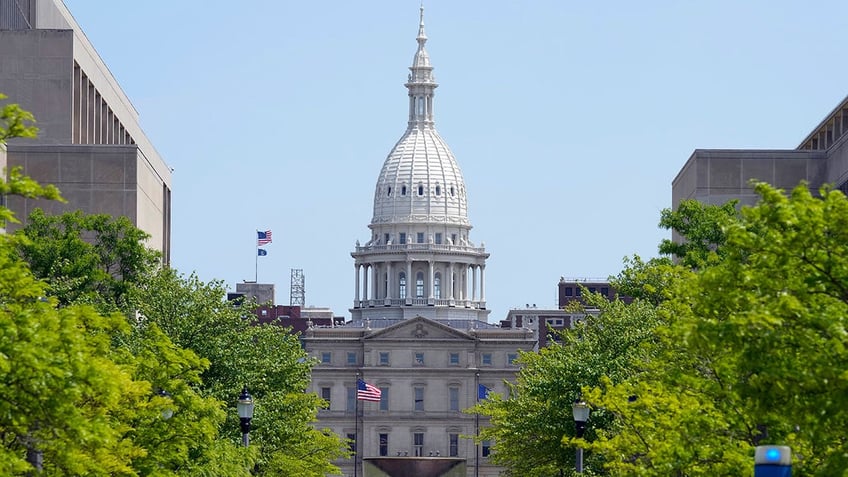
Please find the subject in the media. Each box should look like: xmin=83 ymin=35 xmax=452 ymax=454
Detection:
xmin=0 ymin=0 xmax=172 ymax=259
xmin=672 ymin=95 xmax=848 ymax=210
xmin=305 ymin=8 xmax=535 ymax=477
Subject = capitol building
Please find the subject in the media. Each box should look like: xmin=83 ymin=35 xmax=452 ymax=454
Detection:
xmin=303 ymin=8 xmax=535 ymax=477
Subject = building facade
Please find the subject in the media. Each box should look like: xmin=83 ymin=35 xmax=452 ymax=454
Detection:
xmin=305 ymin=8 xmax=536 ymax=477
xmin=0 ymin=0 xmax=172 ymax=259
xmin=672 ymin=95 xmax=848 ymax=210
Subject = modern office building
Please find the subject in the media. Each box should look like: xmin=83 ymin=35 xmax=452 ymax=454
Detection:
xmin=0 ymin=0 xmax=172 ymax=259
xmin=305 ymin=8 xmax=535 ymax=477
xmin=672 ymin=95 xmax=848 ymax=211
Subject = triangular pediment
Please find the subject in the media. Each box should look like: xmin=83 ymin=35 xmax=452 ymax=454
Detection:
xmin=365 ymin=316 xmax=475 ymax=341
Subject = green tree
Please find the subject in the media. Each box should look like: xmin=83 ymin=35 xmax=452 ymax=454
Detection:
xmin=1 ymin=92 xmax=38 ymax=141
xmin=474 ymin=292 xmax=661 ymax=476
xmin=17 ymin=209 xmax=160 ymax=312
xmin=586 ymin=183 xmax=848 ymax=476
xmin=657 ymin=199 xmax=738 ymax=268
xmin=130 ymin=268 xmax=348 ymax=476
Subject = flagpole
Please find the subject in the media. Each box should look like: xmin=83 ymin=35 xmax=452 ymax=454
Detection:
xmin=254 ymin=230 xmax=259 ymax=282
xmin=475 ymin=371 xmax=480 ymax=477
xmin=355 ymin=371 xmax=360 ymax=477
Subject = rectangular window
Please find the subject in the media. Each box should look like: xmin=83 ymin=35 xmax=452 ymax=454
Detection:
xmin=379 ymin=387 xmax=390 ymax=411
xmin=449 ymin=387 xmax=460 ymax=412
xmin=507 ymin=353 xmax=518 ymax=365
xmin=414 ymin=387 xmax=424 ymax=411
xmin=321 ymin=352 xmax=331 ymax=364
xmin=379 ymin=352 xmax=390 ymax=365
xmin=449 ymin=352 xmax=460 ymax=365
xmin=347 ymin=433 xmax=356 ymax=453
xmin=589 ymin=287 xmax=596 ymax=294
xmin=601 ymin=287 xmax=609 ymax=296
xmin=384 ymin=233 xmax=390 ymax=244
xmin=347 ymin=352 xmax=357 ymax=365
xmin=449 ymin=433 xmax=459 ymax=457
xmin=347 ymin=387 xmax=356 ymax=412
xmin=399 ymin=232 xmax=407 ymax=244
xmin=565 ymin=287 xmax=573 ymax=296
xmin=482 ymin=440 xmax=491 ymax=457
xmin=413 ymin=433 xmax=424 ymax=457
xmin=576 ymin=288 xmax=582 ymax=296
xmin=321 ymin=387 xmax=331 ymax=408
xmin=379 ymin=433 xmax=388 ymax=457
xmin=482 ymin=353 xmax=492 ymax=366
xmin=415 ymin=352 xmax=425 ymax=365
xmin=435 ymin=233 xmax=442 ymax=244
xmin=417 ymin=232 xmax=424 ymax=243
xmin=451 ymin=234 xmax=457 ymax=245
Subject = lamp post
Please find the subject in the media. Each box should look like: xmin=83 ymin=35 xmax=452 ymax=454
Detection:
xmin=157 ymin=389 xmax=174 ymax=420
xmin=237 ymin=386 xmax=255 ymax=447
xmin=572 ymin=398 xmax=590 ymax=473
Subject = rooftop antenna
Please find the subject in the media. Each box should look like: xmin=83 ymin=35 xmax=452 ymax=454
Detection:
xmin=290 ymin=269 xmax=305 ymax=306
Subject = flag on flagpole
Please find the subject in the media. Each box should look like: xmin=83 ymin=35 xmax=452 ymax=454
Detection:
xmin=257 ymin=249 xmax=267 ymax=256
xmin=478 ymin=384 xmax=490 ymax=401
xmin=257 ymin=230 xmax=272 ymax=245
xmin=357 ymin=379 xmax=382 ymax=402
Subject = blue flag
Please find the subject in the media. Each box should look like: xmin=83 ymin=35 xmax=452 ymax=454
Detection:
xmin=257 ymin=248 xmax=267 ymax=256
xmin=478 ymin=384 xmax=490 ymax=401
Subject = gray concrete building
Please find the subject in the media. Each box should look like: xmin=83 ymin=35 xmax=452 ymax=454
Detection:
xmin=672 ymin=95 xmax=848 ymax=210
xmin=0 ymin=0 xmax=172 ymax=259
xmin=306 ymin=8 xmax=536 ymax=477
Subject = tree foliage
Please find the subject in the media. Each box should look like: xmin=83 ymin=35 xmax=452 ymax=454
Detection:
xmin=1 ymin=93 xmax=38 ymax=142
xmin=474 ymin=293 xmax=661 ymax=476
xmin=130 ymin=268 xmax=349 ymax=476
xmin=17 ymin=209 xmax=160 ymax=313
xmin=657 ymin=198 xmax=738 ymax=268
xmin=585 ymin=183 xmax=848 ymax=476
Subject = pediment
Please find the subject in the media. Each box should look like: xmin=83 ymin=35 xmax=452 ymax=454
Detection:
xmin=366 ymin=316 xmax=474 ymax=342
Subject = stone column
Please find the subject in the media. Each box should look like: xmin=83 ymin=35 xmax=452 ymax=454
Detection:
xmin=428 ymin=261 xmax=435 ymax=305
xmin=371 ymin=263 xmax=378 ymax=302
xmin=363 ymin=264 xmax=369 ymax=301
xmin=472 ymin=265 xmax=478 ymax=302
xmin=448 ymin=262 xmax=455 ymax=301
xmin=480 ymin=265 xmax=486 ymax=302
xmin=355 ymin=263 xmax=361 ymax=306
xmin=386 ymin=262 xmax=393 ymax=301
xmin=406 ymin=261 xmax=413 ymax=305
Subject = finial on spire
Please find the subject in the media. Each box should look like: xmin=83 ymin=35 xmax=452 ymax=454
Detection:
xmin=417 ymin=3 xmax=427 ymax=43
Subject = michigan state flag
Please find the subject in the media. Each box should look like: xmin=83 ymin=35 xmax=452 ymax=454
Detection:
xmin=257 ymin=248 xmax=268 ymax=256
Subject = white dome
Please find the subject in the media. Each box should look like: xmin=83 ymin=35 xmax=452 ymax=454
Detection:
xmin=371 ymin=127 xmax=469 ymax=226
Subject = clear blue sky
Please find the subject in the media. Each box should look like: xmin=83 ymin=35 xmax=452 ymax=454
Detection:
xmin=64 ymin=0 xmax=848 ymax=320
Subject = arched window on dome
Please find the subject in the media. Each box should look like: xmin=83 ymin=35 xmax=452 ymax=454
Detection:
xmin=434 ymin=273 xmax=442 ymax=299
xmin=418 ymin=184 xmax=424 ymax=196
xmin=399 ymin=273 xmax=407 ymax=300
xmin=435 ymin=185 xmax=441 ymax=196
xmin=450 ymin=185 xmax=455 ymax=196
xmin=416 ymin=272 xmax=425 ymax=299
xmin=402 ymin=185 xmax=407 ymax=196
xmin=387 ymin=186 xmax=392 ymax=197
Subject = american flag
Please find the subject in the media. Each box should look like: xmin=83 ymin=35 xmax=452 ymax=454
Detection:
xmin=357 ymin=379 xmax=382 ymax=402
xmin=257 ymin=230 xmax=272 ymax=245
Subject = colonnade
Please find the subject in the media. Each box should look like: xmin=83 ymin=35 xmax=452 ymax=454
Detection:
xmin=353 ymin=261 xmax=486 ymax=306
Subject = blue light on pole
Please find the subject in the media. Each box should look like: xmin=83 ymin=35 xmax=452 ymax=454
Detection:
xmin=754 ymin=445 xmax=791 ymax=477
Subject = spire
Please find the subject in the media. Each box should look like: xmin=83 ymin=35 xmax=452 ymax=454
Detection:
xmin=406 ymin=4 xmax=437 ymax=128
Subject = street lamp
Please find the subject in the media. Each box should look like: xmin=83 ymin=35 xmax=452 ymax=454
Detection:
xmin=237 ymin=386 xmax=255 ymax=447
xmin=157 ymin=389 xmax=174 ymax=420
xmin=572 ymin=398 xmax=590 ymax=473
